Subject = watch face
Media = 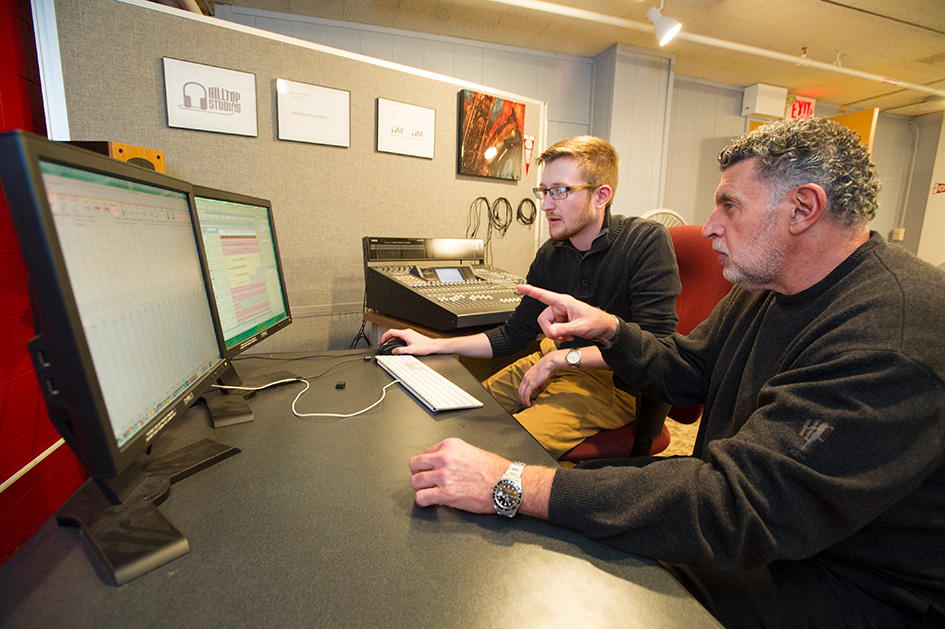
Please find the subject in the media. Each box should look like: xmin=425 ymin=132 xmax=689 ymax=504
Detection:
xmin=492 ymin=479 xmax=522 ymax=510
xmin=567 ymin=348 xmax=581 ymax=366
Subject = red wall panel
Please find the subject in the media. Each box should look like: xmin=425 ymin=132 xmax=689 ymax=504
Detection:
xmin=0 ymin=0 xmax=87 ymax=567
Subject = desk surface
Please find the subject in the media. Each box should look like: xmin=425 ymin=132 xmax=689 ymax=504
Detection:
xmin=0 ymin=351 xmax=719 ymax=627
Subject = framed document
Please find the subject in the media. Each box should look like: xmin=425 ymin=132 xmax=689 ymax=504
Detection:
xmin=376 ymin=98 xmax=435 ymax=159
xmin=276 ymin=78 xmax=350 ymax=147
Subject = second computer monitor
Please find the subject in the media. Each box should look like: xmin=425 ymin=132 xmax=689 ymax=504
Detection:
xmin=192 ymin=186 xmax=291 ymax=359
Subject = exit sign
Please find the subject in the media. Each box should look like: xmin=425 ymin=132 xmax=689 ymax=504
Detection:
xmin=786 ymin=96 xmax=816 ymax=119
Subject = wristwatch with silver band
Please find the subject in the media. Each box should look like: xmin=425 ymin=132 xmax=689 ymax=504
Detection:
xmin=492 ymin=462 xmax=525 ymax=517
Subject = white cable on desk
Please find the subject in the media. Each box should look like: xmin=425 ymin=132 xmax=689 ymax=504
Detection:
xmin=292 ymin=380 xmax=402 ymax=418
xmin=213 ymin=362 xmax=398 ymax=419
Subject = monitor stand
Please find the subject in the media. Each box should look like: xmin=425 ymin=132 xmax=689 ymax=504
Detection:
xmin=201 ymin=363 xmax=254 ymax=428
xmin=202 ymin=362 xmax=300 ymax=428
xmin=55 ymin=438 xmax=239 ymax=585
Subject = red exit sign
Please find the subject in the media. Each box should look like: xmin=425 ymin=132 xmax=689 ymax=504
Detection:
xmin=787 ymin=96 xmax=816 ymax=119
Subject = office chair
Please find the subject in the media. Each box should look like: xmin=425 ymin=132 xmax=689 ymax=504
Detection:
xmin=559 ymin=224 xmax=732 ymax=462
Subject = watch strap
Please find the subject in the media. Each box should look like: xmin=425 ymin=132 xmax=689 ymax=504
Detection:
xmin=503 ymin=462 xmax=525 ymax=481
xmin=493 ymin=462 xmax=525 ymax=517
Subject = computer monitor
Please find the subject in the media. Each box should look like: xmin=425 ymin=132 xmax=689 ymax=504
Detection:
xmin=191 ymin=186 xmax=292 ymax=426
xmin=0 ymin=131 xmax=239 ymax=582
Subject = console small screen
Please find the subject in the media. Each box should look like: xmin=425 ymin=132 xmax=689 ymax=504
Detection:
xmin=433 ymin=267 xmax=463 ymax=283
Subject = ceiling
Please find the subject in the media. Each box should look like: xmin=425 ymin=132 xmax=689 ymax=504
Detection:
xmin=214 ymin=0 xmax=945 ymax=116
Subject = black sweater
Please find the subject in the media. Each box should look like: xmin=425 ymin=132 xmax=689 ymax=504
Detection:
xmin=485 ymin=211 xmax=680 ymax=363
xmin=550 ymin=233 xmax=945 ymax=616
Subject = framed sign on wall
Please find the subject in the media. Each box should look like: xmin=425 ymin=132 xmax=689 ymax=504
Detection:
xmin=163 ymin=58 xmax=258 ymax=137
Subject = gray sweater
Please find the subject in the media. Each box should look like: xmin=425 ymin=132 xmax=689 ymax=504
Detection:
xmin=550 ymin=233 xmax=945 ymax=614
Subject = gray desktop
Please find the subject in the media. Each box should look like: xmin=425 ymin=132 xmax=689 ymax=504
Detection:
xmin=0 ymin=351 xmax=720 ymax=627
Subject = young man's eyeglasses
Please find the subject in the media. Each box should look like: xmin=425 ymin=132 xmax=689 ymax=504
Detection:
xmin=532 ymin=184 xmax=598 ymax=201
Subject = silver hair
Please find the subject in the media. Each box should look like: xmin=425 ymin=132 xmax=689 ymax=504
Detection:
xmin=718 ymin=117 xmax=880 ymax=226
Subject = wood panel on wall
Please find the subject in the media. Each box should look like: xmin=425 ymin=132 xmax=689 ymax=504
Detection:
xmin=47 ymin=0 xmax=545 ymax=352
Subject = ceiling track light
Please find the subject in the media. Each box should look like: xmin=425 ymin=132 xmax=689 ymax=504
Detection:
xmin=482 ymin=0 xmax=945 ymax=100
xmin=647 ymin=0 xmax=681 ymax=46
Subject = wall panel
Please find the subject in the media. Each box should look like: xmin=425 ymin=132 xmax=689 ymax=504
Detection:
xmin=49 ymin=0 xmax=545 ymax=353
xmin=216 ymin=4 xmax=593 ymax=145
xmin=0 ymin=0 xmax=86 ymax=568
xmin=216 ymin=3 xmax=932 ymax=245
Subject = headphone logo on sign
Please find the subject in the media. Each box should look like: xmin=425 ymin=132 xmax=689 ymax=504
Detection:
xmin=180 ymin=82 xmax=242 ymax=116
xmin=181 ymin=82 xmax=207 ymax=110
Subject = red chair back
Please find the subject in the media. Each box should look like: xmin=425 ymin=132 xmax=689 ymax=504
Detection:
xmin=559 ymin=223 xmax=732 ymax=462
xmin=666 ymin=224 xmax=732 ymax=424
xmin=669 ymin=224 xmax=732 ymax=335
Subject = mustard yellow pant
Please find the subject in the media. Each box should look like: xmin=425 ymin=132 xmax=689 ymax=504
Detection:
xmin=482 ymin=338 xmax=637 ymax=459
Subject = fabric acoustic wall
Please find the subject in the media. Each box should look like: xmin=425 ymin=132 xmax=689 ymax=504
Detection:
xmin=49 ymin=0 xmax=545 ymax=352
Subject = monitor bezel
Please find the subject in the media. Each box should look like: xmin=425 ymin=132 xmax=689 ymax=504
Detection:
xmin=191 ymin=184 xmax=292 ymax=361
xmin=0 ymin=131 xmax=229 ymax=494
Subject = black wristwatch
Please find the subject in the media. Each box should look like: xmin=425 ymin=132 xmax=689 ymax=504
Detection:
xmin=492 ymin=462 xmax=525 ymax=517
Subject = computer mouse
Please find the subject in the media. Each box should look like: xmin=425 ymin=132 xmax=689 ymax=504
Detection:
xmin=378 ymin=337 xmax=409 ymax=355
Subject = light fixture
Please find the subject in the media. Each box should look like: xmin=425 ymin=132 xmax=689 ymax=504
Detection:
xmin=646 ymin=1 xmax=681 ymax=46
xmin=483 ymin=0 xmax=945 ymax=101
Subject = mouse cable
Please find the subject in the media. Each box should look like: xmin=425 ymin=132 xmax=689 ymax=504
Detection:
xmin=212 ymin=377 xmax=305 ymax=392
xmin=219 ymin=356 xmax=367 ymax=385
xmin=292 ymin=379 xmax=401 ymax=418
xmin=233 ymin=353 xmax=357 ymax=362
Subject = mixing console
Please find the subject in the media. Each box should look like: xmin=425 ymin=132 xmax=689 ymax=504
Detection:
xmin=363 ymin=237 xmax=525 ymax=330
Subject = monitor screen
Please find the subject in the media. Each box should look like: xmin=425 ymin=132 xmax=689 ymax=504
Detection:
xmin=0 ymin=131 xmax=227 ymax=501
xmin=192 ymin=187 xmax=291 ymax=358
xmin=42 ymin=161 xmax=222 ymax=447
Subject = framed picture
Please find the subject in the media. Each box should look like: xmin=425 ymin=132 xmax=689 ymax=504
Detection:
xmin=376 ymin=98 xmax=436 ymax=159
xmin=276 ymin=78 xmax=350 ymax=147
xmin=163 ymin=58 xmax=257 ymax=137
xmin=458 ymin=89 xmax=525 ymax=181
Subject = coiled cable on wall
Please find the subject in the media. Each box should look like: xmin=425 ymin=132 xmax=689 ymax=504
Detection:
xmin=489 ymin=197 xmax=513 ymax=238
xmin=516 ymin=198 xmax=537 ymax=225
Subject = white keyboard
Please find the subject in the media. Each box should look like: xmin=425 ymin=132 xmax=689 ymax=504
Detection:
xmin=375 ymin=354 xmax=483 ymax=412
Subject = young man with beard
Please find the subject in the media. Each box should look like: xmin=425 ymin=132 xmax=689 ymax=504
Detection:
xmin=408 ymin=117 xmax=945 ymax=627
xmin=379 ymin=136 xmax=681 ymax=460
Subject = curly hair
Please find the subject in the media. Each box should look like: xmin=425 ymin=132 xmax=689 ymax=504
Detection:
xmin=718 ymin=117 xmax=880 ymax=226
xmin=538 ymin=136 xmax=619 ymax=199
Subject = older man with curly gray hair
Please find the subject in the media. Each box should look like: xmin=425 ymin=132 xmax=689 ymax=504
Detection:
xmin=409 ymin=116 xmax=945 ymax=628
